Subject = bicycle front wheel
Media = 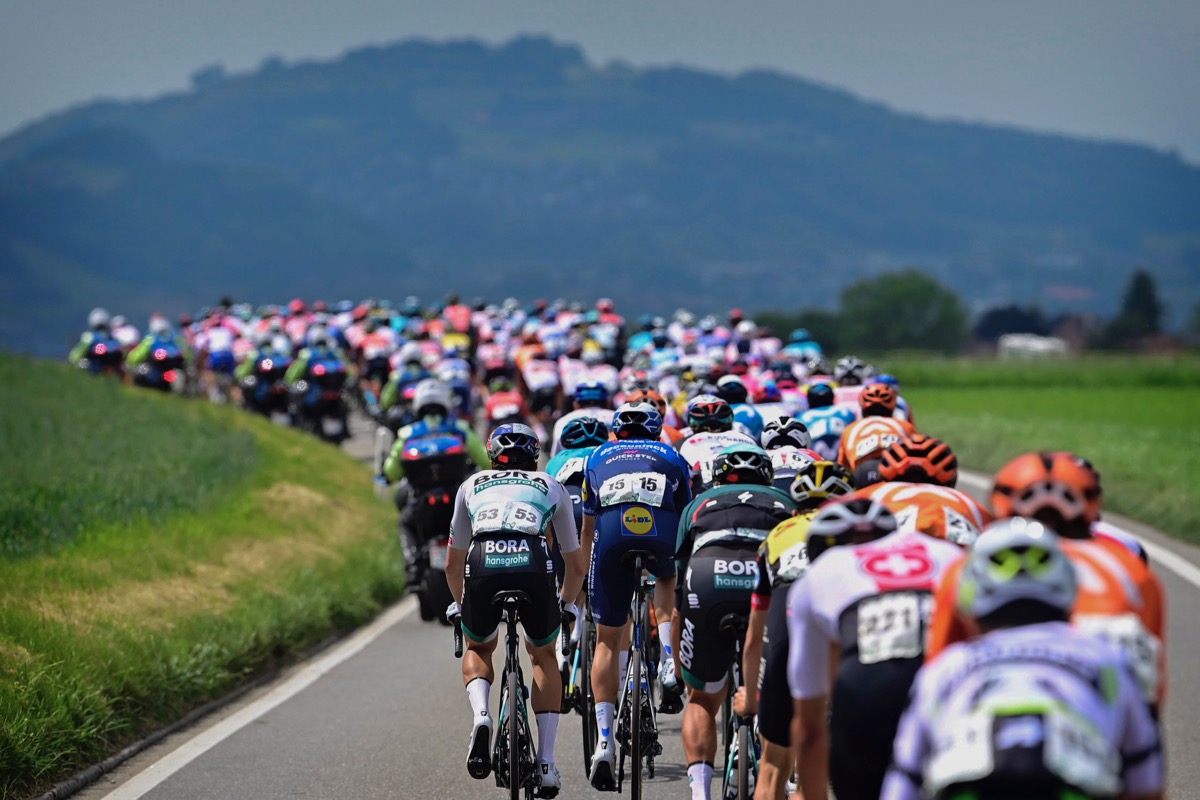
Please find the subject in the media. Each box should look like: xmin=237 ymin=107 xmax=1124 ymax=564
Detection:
xmin=737 ymin=722 xmax=752 ymax=800
xmin=508 ymin=670 xmax=521 ymax=800
xmin=581 ymin=621 xmax=598 ymax=777
xmin=629 ymin=644 xmax=643 ymax=800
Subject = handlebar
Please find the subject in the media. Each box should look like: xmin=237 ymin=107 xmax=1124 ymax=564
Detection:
xmin=452 ymin=614 xmax=464 ymax=659
xmin=560 ymin=611 xmax=573 ymax=658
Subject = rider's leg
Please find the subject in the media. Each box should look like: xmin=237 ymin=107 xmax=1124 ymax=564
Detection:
xmin=683 ymin=682 xmax=725 ymax=800
xmin=526 ymin=638 xmax=562 ymax=766
xmin=755 ymin=737 xmax=792 ymax=800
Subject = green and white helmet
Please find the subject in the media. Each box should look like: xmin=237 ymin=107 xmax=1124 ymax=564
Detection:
xmin=957 ymin=517 xmax=1077 ymax=620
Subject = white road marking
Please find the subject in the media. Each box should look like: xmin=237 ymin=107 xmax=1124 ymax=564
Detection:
xmin=102 ymin=596 xmax=418 ymax=800
xmin=959 ymin=469 xmax=1200 ymax=592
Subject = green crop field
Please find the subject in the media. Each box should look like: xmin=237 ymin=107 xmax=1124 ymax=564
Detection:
xmin=0 ymin=355 xmax=402 ymax=798
xmin=886 ymin=355 xmax=1200 ymax=542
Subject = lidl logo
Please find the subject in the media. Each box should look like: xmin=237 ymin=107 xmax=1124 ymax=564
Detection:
xmin=623 ymin=506 xmax=654 ymax=535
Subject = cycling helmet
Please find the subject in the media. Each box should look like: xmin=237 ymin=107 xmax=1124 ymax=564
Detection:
xmin=488 ymin=376 xmax=513 ymax=393
xmin=487 ymin=423 xmax=540 ymax=466
xmin=876 ymin=373 xmax=901 ymax=388
xmin=990 ymin=452 xmax=1101 ymax=539
xmin=712 ymin=444 xmax=774 ymax=486
xmin=862 ymin=364 xmax=881 ymax=380
xmin=651 ymin=330 xmax=670 ymax=349
xmin=573 ymin=380 xmax=609 ymax=408
xmin=806 ymin=383 xmax=834 ymax=409
xmin=179 ymin=313 xmax=193 ymax=327
xmin=560 ymin=417 xmax=610 ymax=450
xmin=789 ymin=460 xmax=855 ymax=509
xmin=398 ymin=342 xmax=424 ymax=366
xmin=804 ymin=354 xmax=832 ymax=377
xmin=834 ymin=356 xmax=865 ymax=386
xmin=792 ymin=330 xmax=814 ymax=345
xmin=308 ymin=326 xmax=331 ymax=348
xmin=148 ymin=315 xmax=170 ymax=336
xmin=806 ymin=497 xmax=897 ymax=563
xmin=288 ymin=298 xmax=306 ymax=315
xmin=88 ymin=307 xmax=111 ymax=330
xmin=859 ymin=383 xmax=898 ymax=417
xmin=957 ymin=517 xmax=1076 ymax=621
xmin=700 ymin=315 xmax=718 ymax=332
xmin=714 ymin=375 xmax=749 ymax=405
xmin=413 ymin=379 xmax=453 ymax=418
xmin=612 ymin=402 xmax=663 ymax=440
xmin=880 ymin=434 xmax=958 ymax=487
xmin=686 ymin=395 xmax=734 ymax=433
xmin=762 ymin=417 xmax=812 ymax=450
xmin=625 ymin=388 xmax=667 ymax=416
xmin=597 ymin=298 xmax=615 ymax=313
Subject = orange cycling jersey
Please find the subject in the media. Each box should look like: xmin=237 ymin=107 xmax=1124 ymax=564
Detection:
xmin=928 ymin=535 xmax=1167 ymax=704
xmin=837 ymin=417 xmax=915 ymax=471
xmin=843 ymin=482 xmax=991 ymax=545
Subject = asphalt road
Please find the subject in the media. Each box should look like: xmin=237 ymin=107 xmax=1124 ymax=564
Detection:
xmin=75 ymin=414 xmax=1200 ymax=800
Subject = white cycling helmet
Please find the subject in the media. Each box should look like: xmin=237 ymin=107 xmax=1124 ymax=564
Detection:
xmin=148 ymin=315 xmax=170 ymax=336
xmin=957 ymin=518 xmax=1077 ymax=620
xmin=762 ymin=417 xmax=812 ymax=450
xmin=413 ymin=378 xmax=453 ymax=418
xmin=398 ymin=342 xmax=424 ymax=366
xmin=88 ymin=307 xmax=111 ymax=329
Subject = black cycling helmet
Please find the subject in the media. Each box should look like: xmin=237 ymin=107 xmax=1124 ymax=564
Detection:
xmin=714 ymin=375 xmax=749 ymax=406
xmin=761 ymin=417 xmax=811 ymax=450
xmin=712 ymin=444 xmax=774 ymax=486
xmin=686 ymin=394 xmax=734 ymax=433
xmin=806 ymin=383 xmax=835 ymax=409
xmin=560 ymin=417 xmax=610 ymax=450
xmin=806 ymin=497 xmax=897 ymax=563
xmin=487 ymin=423 xmax=540 ymax=467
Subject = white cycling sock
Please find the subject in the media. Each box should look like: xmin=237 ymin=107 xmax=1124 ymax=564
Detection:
xmin=535 ymin=711 xmax=559 ymax=763
xmin=572 ymin=614 xmax=582 ymax=643
xmin=658 ymin=620 xmax=673 ymax=660
xmin=466 ymin=678 xmax=490 ymax=720
xmin=595 ymin=702 xmax=616 ymax=746
xmin=618 ymin=650 xmax=629 ymax=686
xmin=687 ymin=761 xmax=714 ymax=800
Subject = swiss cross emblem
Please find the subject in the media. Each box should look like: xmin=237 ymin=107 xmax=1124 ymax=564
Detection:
xmin=859 ymin=544 xmax=935 ymax=589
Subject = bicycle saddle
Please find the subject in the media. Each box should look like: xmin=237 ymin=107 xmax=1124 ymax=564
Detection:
xmin=718 ymin=612 xmax=749 ymax=637
xmin=619 ymin=549 xmax=658 ymax=567
xmin=491 ymin=589 xmax=531 ymax=607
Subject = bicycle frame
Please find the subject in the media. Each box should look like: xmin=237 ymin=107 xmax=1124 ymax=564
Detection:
xmin=720 ymin=618 xmax=759 ymax=800
xmin=616 ymin=555 xmax=663 ymax=799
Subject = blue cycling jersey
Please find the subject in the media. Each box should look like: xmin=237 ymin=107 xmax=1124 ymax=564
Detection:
xmin=546 ymin=446 xmax=600 ymax=487
xmin=732 ymin=403 xmax=764 ymax=440
xmin=798 ymin=405 xmax=859 ymax=461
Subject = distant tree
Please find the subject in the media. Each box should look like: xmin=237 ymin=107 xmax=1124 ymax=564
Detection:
xmin=756 ymin=308 xmax=841 ymax=352
xmin=1096 ymin=268 xmax=1166 ymax=348
xmin=1183 ymin=301 xmax=1200 ymax=346
xmin=190 ymin=64 xmax=227 ymax=90
xmin=973 ymin=304 xmax=1048 ymax=341
xmin=839 ymin=269 xmax=967 ymax=353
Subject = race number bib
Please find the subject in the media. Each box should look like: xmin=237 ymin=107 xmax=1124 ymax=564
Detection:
xmin=771 ymin=449 xmax=814 ymax=473
xmin=775 ymin=541 xmax=809 ymax=583
xmin=857 ymin=592 xmax=924 ymax=664
xmin=472 ymin=500 xmax=545 ymax=536
xmin=924 ymin=712 xmax=995 ymax=795
xmin=1074 ymin=613 xmax=1161 ymax=701
xmin=555 ymin=457 xmax=587 ymax=484
xmin=599 ymin=472 xmax=667 ymax=508
xmin=1043 ymin=710 xmax=1122 ymax=797
xmin=854 ymin=432 xmax=902 ymax=461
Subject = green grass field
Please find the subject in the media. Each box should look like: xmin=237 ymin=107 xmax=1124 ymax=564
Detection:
xmin=889 ymin=355 xmax=1200 ymax=541
xmin=0 ymin=355 xmax=402 ymax=798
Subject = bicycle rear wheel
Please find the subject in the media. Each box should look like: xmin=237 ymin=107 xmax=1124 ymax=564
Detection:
xmin=737 ymin=723 xmax=752 ymax=800
xmin=508 ymin=670 xmax=520 ymax=800
xmin=629 ymin=643 xmax=643 ymax=800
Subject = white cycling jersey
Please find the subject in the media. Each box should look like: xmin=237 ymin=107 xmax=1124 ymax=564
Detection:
xmin=787 ymin=529 xmax=961 ymax=699
xmin=550 ymin=408 xmax=616 ymax=457
xmin=678 ymin=429 xmax=759 ymax=486
xmin=768 ymin=446 xmax=816 ymax=484
xmin=449 ymin=470 xmax=580 ymax=553
xmin=522 ymin=359 xmax=560 ymax=393
xmin=882 ymin=622 xmax=1163 ymax=800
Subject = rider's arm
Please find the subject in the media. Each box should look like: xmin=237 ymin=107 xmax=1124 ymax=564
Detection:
xmin=382 ymin=426 xmax=412 ymax=483
xmin=551 ymin=482 xmax=586 ymax=603
xmin=788 ymin=576 xmax=832 ymax=799
xmin=68 ymin=333 xmax=93 ymax=363
xmin=233 ymin=351 xmax=258 ymax=380
xmin=925 ymin=557 xmax=969 ymax=662
xmin=1117 ymin=656 xmax=1166 ymax=800
xmin=284 ymin=352 xmax=309 ymax=384
xmin=379 ymin=377 xmax=398 ymax=410
xmin=445 ymin=483 xmax=472 ymax=604
xmin=738 ymin=606 xmax=767 ymax=715
xmin=125 ymin=336 xmax=151 ymax=367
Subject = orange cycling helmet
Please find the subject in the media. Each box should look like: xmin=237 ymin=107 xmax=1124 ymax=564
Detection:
xmin=990 ymin=451 xmax=1101 ymax=538
xmin=880 ymin=434 xmax=958 ymax=487
xmin=625 ymin=388 xmax=667 ymax=415
xmin=859 ymin=382 xmax=898 ymax=416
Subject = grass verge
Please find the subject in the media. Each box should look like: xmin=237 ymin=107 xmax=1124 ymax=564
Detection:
xmin=0 ymin=356 xmax=402 ymax=799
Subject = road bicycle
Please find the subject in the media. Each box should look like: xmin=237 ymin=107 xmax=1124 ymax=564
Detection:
xmin=613 ymin=550 xmax=663 ymax=799
xmin=717 ymin=612 xmax=758 ymax=800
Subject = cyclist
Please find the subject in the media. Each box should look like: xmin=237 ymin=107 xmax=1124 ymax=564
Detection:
xmin=444 ymin=423 xmax=587 ymax=796
xmin=550 ymin=380 xmax=615 ymax=456
xmin=68 ymin=307 xmax=117 ymax=365
xmin=928 ymin=451 xmax=1167 ymax=707
xmin=787 ymin=498 xmax=961 ymax=800
xmin=674 ymin=444 xmax=795 ymax=800
xmin=677 ymin=395 xmax=759 ymax=494
xmin=837 ymin=383 xmax=915 ymax=487
xmin=798 ymin=382 xmax=858 ymax=461
xmin=715 ymin=374 xmax=764 ymax=441
xmin=484 ymin=376 xmax=530 ymax=427
xmin=125 ymin=314 xmax=193 ymax=379
xmin=582 ymin=401 xmax=692 ymax=790
xmin=383 ymin=379 xmax=490 ymax=587
xmin=759 ymin=417 xmax=818 ymax=492
xmin=883 ymin=518 xmax=1164 ymax=800
xmin=844 ymin=434 xmax=991 ymax=545
xmin=624 ymin=388 xmax=686 ymax=445
xmin=734 ymin=460 xmax=855 ymax=800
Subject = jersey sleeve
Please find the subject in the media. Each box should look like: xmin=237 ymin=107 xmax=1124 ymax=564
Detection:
xmin=925 ymin=556 xmax=968 ymax=662
xmin=670 ymin=450 xmax=693 ymax=509
xmin=751 ymin=547 xmax=771 ymax=610
xmin=1117 ymin=660 xmax=1166 ymax=796
xmin=550 ymin=480 xmax=581 ymax=553
xmin=448 ymin=482 xmax=473 ymax=551
xmin=786 ymin=572 xmax=831 ymax=699
xmin=582 ymin=453 xmax=600 ymax=517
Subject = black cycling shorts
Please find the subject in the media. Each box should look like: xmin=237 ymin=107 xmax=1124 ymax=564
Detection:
xmin=757 ymin=584 xmax=793 ymax=746
xmin=528 ymin=387 xmax=558 ymax=415
xmin=678 ymin=543 xmax=758 ymax=692
xmin=829 ymin=657 xmax=922 ymax=800
xmin=462 ymin=533 xmax=559 ymax=647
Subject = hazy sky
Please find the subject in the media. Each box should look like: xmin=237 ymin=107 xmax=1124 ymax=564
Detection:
xmin=2 ymin=0 xmax=1199 ymax=162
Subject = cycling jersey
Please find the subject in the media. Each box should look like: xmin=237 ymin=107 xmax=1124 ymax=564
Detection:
xmin=557 ymin=356 xmax=590 ymax=395
xmin=927 ymin=536 xmax=1167 ymax=705
xmin=838 ymin=417 xmax=915 ymax=472
xmin=753 ymin=512 xmax=817 ymax=608
xmin=583 ymin=439 xmax=692 ymax=626
xmin=449 ymin=469 xmax=579 ymax=552
xmin=383 ymin=417 xmax=490 ymax=483
xmin=677 ymin=429 xmax=760 ymax=489
xmin=1093 ymin=519 xmax=1148 ymax=562
xmin=731 ymin=403 xmax=764 ymax=440
xmin=676 ymin=483 xmax=795 ymax=568
xmin=798 ymin=404 xmax=859 ymax=461
xmin=843 ymin=482 xmax=991 ymax=546
xmin=833 ymin=384 xmax=866 ymax=407
xmin=883 ymin=622 xmax=1163 ymax=800
xmin=767 ymin=446 xmax=820 ymax=493
xmin=788 ymin=529 xmax=961 ymax=800
xmin=484 ymin=390 xmax=528 ymax=425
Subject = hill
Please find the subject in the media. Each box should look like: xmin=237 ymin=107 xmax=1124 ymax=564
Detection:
xmin=3 ymin=36 xmax=1200 ymax=352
